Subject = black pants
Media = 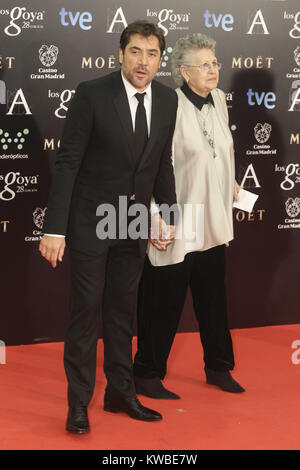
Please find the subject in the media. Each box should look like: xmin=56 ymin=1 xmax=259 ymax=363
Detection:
xmin=64 ymin=238 xmax=144 ymax=407
xmin=133 ymin=245 xmax=234 ymax=380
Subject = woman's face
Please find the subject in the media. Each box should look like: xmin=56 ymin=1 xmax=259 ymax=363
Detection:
xmin=180 ymin=48 xmax=219 ymax=97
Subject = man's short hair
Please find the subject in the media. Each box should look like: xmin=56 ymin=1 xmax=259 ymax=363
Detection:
xmin=120 ymin=20 xmax=165 ymax=56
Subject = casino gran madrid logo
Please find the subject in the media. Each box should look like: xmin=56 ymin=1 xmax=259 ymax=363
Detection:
xmin=39 ymin=45 xmax=58 ymax=67
xmin=30 ymin=45 xmax=64 ymax=80
xmin=254 ymin=123 xmax=272 ymax=143
xmin=1 ymin=6 xmax=45 ymax=37
xmin=146 ymin=8 xmax=190 ymax=36
xmin=244 ymin=123 xmax=277 ymax=157
xmin=295 ymin=47 xmax=300 ymax=67
xmin=24 ymin=207 xmax=46 ymax=242
xmin=0 ymin=128 xmax=30 ymax=161
xmin=286 ymin=47 xmax=300 ymax=79
xmin=275 ymin=163 xmax=300 ymax=190
xmin=278 ymin=198 xmax=300 ymax=230
xmin=285 ymin=198 xmax=300 ymax=218
xmin=0 ymin=171 xmax=39 ymax=201
xmin=33 ymin=207 xmax=46 ymax=230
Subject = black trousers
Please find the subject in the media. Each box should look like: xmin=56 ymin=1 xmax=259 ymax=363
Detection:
xmin=64 ymin=238 xmax=144 ymax=407
xmin=133 ymin=245 xmax=234 ymax=380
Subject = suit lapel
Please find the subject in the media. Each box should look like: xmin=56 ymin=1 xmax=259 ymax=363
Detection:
xmin=136 ymin=81 xmax=161 ymax=172
xmin=113 ymin=72 xmax=136 ymax=168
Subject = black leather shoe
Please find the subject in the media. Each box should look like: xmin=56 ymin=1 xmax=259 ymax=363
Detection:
xmin=104 ymin=393 xmax=162 ymax=421
xmin=66 ymin=404 xmax=90 ymax=434
xmin=135 ymin=376 xmax=180 ymax=400
xmin=205 ymin=366 xmax=245 ymax=393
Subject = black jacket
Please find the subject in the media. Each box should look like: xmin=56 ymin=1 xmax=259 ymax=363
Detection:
xmin=43 ymin=71 xmax=178 ymax=254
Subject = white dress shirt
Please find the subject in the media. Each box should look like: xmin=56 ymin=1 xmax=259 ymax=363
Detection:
xmin=45 ymin=72 xmax=152 ymax=238
xmin=121 ymin=72 xmax=152 ymax=135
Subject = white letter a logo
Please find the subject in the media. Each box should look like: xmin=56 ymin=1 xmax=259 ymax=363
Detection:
xmin=107 ymin=7 xmax=127 ymax=33
xmin=247 ymin=9 xmax=270 ymax=35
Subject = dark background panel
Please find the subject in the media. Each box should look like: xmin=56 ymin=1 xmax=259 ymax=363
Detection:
xmin=0 ymin=0 xmax=299 ymax=345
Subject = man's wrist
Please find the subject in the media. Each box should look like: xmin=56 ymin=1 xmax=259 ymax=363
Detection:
xmin=43 ymin=234 xmax=65 ymax=238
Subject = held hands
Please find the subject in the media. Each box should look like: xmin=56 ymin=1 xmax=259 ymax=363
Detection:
xmin=149 ymin=181 xmax=240 ymax=252
xmin=39 ymin=235 xmax=66 ymax=268
xmin=149 ymin=213 xmax=175 ymax=251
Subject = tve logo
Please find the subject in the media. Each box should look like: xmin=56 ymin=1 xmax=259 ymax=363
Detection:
xmin=247 ymin=89 xmax=276 ymax=109
xmin=59 ymin=8 xmax=92 ymax=30
xmin=203 ymin=10 xmax=234 ymax=31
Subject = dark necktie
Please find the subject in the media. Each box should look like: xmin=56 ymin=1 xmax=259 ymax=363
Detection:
xmin=134 ymin=92 xmax=148 ymax=165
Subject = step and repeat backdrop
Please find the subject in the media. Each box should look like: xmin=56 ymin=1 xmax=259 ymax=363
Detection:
xmin=0 ymin=0 xmax=299 ymax=345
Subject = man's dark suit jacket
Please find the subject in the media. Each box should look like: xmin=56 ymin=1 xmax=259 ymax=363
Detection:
xmin=43 ymin=70 xmax=178 ymax=254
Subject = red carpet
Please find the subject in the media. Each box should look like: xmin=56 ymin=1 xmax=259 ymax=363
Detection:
xmin=1 ymin=324 xmax=300 ymax=450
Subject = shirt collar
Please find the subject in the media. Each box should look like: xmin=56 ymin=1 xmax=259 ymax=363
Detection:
xmin=121 ymin=71 xmax=152 ymax=101
xmin=180 ymin=82 xmax=214 ymax=111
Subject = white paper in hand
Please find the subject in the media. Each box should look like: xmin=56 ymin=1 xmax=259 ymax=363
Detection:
xmin=233 ymin=188 xmax=258 ymax=213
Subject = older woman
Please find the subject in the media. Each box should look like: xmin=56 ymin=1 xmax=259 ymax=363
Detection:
xmin=133 ymin=33 xmax=244 ymax=399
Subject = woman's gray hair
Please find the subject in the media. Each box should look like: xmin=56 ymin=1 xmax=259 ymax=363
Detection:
xmin=171 ymin=33 xmax=216 ymax=86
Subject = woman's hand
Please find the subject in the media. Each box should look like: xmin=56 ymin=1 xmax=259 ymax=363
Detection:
xmin=150 ymin=213 xmax=175 ymax=251
xmin=234 ymin=180 xmax=240 ymax=202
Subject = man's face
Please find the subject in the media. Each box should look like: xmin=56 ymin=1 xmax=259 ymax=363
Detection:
xmin=119 ymin=33 xmax=161 ymax=91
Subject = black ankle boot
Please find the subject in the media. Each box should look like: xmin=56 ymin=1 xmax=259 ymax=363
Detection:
xmin=134 ymin=376 xmax=180 ymax=399
xmin=204 ymin=366 xmax=245 ymax=393
xmin=66 ymin=404 xmax=90 ymax=434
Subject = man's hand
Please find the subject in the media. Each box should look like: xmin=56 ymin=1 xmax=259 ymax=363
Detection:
xmin=39 ymin=235 xmax=66 ymax=268
xmin=150 ymin=213 xmax=175 ymax=251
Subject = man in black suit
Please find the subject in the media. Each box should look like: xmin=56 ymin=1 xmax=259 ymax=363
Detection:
xmin=39 ymin=20 xmax=177 ymax=434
